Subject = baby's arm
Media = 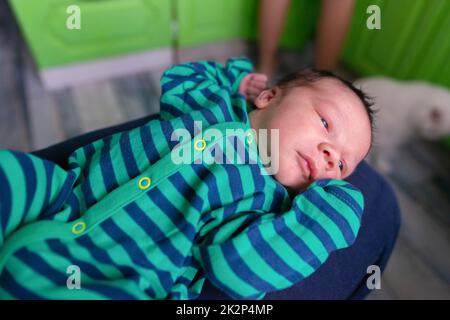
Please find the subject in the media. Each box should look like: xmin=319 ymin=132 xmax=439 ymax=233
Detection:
xmin=159 ymin=58 xmax=254 ymax=120
xmin=0 ymin=150 xmax=75 ymax=246
xmin=192 ymin=179 xmax=364 ymax=300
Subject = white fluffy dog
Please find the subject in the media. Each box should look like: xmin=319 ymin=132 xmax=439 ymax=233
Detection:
xmin=354 ymin=77 xmax=450 ymax=173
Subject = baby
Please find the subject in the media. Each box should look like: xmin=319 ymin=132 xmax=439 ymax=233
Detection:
xmin=0 ymin=58 xmax=374 ymax=300
xmin=242 ymin=69 xmax=373 ymax=193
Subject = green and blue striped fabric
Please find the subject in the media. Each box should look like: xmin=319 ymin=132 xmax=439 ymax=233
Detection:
xmin=0 ymin=58 xmax=364 ymax=300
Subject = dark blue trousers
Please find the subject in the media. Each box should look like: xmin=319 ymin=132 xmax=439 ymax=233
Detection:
xmin=32 ymin=113 xmax=401 ymax=300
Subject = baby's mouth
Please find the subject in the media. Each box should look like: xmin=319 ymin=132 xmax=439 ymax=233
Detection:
xmin=296 ymin=151 xmax=317 ymax=181
xmin=296 ymin=151 xmax=311 ymax=180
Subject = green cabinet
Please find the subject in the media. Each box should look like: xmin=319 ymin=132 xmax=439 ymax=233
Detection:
xmin=176 ymin=0 xmax=319 ymax=51
xmin=10 ymin=0 xmax=172 ymax=68
xmin=342 ymin=0 xmax=450 ymax=89
xmin=243 ymin=0 xmax=320 ymax=50
xmin=341 ymin=0 xmax=450 ymax=146
xmin=11 ymin=0 xmax=450 ymax=81
xmin=278 ymin=0 xmax=320 ymax=50
xmin=176 ymin=0 xmax=247 ymax=47
xmin=11 ymin=0 xmax=320 ymax=67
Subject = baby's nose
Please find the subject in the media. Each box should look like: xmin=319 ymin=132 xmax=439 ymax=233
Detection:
xmin=323 ymin=149 xmax=338 ymax=170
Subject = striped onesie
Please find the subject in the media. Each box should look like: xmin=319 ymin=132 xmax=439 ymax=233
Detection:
xmin=0 ymin=58 xmax=364 ymax=300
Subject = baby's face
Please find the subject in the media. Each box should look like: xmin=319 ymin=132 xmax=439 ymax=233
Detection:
xmin=249 ymin=78 xmax=372 ymax=193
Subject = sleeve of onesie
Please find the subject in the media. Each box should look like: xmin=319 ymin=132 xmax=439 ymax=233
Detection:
xmin=158 ymin=57 xmax=253 ymax=120
xmin=0 ymin=149 xmax=77 ymax=246
xmin=192 ymin=178 xmax=365 ymax=300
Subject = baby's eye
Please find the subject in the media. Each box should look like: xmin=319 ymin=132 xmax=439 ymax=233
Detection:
xmin=338 ymin=160 xmax=344 ymax=171
xmin=321 ymin=117 xmax=329 ymax=129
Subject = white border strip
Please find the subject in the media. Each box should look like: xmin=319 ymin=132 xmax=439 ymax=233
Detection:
xmin=40 ymin=48 xmax=173 ymax=90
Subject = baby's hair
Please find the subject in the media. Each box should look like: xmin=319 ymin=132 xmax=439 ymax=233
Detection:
xmin=275 ymin=69 xmax=376 ymax=135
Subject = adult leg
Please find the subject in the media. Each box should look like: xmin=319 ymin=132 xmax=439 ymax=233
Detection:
xmin=314 ymin=0 xmax=355 ymax=70
xmin=257 ymin=0 xmax=291 ymax=78
xmin=197 ymin=161 xmax=401 ymax=299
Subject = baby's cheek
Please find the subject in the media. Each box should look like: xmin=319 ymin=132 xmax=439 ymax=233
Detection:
xmin=275 ymin=159 xmax=309 ymax=191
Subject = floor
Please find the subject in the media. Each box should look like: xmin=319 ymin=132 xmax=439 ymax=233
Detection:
xmin=1 ymin=3 xmax=449 ymax=299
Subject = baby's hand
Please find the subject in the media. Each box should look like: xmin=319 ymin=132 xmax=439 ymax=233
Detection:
xmin=238 ymin=73 xmax=268 ymax=103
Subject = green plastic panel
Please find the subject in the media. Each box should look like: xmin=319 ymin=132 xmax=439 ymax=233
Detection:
xmin=243 ymin=0 xmax=320 ymax=50
xmin=176 ymin=0 xmax=319 ymax=50
xmin=10 ymin=0 xmax=172 ymax=68
xmin=176 ymin=0 xmax=248 ymax=47
xmin=342 ymin=0 xmax=450 ymax=147
xmin=342 ymin=0 xmax=450 ymax=89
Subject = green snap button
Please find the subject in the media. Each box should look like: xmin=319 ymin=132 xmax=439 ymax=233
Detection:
xmin=138 ymin=177 xmax=151 ymax=190
xmin=72 ymin=221 xmax=86 ymax=235
xmin=246 ymin=132 xmax=254 ymax=144
xmin=194 ymin=139 xmax=207 ymax=151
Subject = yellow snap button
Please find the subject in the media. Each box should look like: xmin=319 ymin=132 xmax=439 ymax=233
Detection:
xmin=194 ymin=139 xmax=207 ymax=151
xmin=246 ymin=132 xmax=254 ymax=144
xmin=72 ymin=221 xmax=86 ymax=235
xmin=138 ymin=177 xmax=151 ymax=190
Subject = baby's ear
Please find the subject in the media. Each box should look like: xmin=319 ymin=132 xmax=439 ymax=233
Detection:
xmin=254 ymin=88 xmax=278 ymax=109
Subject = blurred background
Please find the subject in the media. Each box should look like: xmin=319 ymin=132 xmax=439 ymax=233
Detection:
xmin=0 ymin=0 xmax=449 ymax=299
